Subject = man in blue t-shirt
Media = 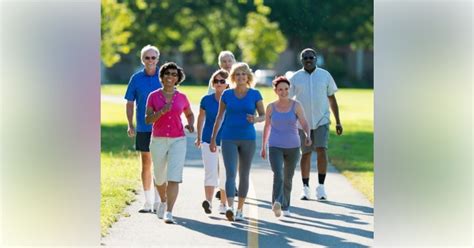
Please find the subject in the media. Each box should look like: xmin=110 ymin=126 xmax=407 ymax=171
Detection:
xmin=124 ymin=45 xmax=162 ymax=213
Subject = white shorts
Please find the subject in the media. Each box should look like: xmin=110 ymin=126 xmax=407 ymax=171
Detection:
xmin=201 ymin=142 xmax=226 ymax=189
xmin=150 ymin=137 xmax=186 ymax=185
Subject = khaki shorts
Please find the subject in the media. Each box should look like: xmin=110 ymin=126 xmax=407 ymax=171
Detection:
xmin=299 ymin=124 xmax=329 ymax=154
xmin=150 ymin=136 xmax=186 ymax=185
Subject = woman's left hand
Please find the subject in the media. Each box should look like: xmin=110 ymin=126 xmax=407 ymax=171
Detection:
xmin=185 ymin=124 xmax=195 ymax=133
xmin=246 ymin=114 xmax=255 ymax=123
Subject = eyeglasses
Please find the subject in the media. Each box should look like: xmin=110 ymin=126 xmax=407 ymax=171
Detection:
xmin=164 ymin=71 xmax=178 ymax=77
xmin=213 ymin=79 xmax=226 ymax=85
xmin=302 ymin=56 xmax=315 ymax=60
xmin=144 ymin=56 xmax=157 ymax=60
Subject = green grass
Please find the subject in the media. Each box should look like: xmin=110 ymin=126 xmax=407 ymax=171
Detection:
xmin=101 ymin=85 xmax=373 ymax=233
xmin=101 ymin=102 xmax=141 ymax=236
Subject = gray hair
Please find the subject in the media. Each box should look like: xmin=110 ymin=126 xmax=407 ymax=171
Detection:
xmin=140 ymin=45 xmax=160 ymax=64
xmin=218 ymin=51 xmax=236 ymax=66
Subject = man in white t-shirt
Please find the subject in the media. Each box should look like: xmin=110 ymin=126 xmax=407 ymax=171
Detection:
xmin=289 ymin=48 xmax=343 ymax=201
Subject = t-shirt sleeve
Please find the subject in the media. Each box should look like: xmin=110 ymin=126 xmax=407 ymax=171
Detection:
xmin=254 ymin=89 xmax=263 ymax=103
xmin=221 ymin=90 xmax=230 ymax=105
xmin=327 ymin=72 xmax=338 ymax=96
xmin=182 ymin=94 xmax=191 ymax=111
xmin=124 ymin=75 xmax=136 ymax=101
xmin=146 ymin=93 xmax=155 ymax=111
xmin=200 ymin=96 xmax=206 ymax=110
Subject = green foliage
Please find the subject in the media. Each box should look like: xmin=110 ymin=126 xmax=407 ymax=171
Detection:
xmin=238 ymin=12 xmax=287 ymax=67
xmin=101 ymin=0 xmax=135 ymax=67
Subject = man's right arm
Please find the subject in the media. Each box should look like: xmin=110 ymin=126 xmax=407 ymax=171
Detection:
xmin=126 ymin=101 xmax=135 ymax=137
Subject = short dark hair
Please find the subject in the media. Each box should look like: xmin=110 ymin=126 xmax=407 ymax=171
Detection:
xmin=159 ymin=62 xmax=186 ymax=85
xmin=272 ymin=76 xmax=290 ymax=88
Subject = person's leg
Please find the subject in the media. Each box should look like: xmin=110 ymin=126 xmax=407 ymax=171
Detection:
xmin=268 ymin=147 xmax=284 ymax=204
xmin=282 ymin=147 xmax=300 ymax=210
xmin=221 ymin=140 xmax=239 ymax=208
xmin=314 ymin=124 xmax=329 ymax=200
xmin=316 ymin=148 xmax=328 ymax=175
xmin=201 ymin=143 xmax=218 ymax=202
xmin=165 ymin=137 xmax=186 ymax=213
xmin=236 ymin=140 xmax=256 ymax=212
xmin=217 ymin=146 xmax=228 ymax=210
xmin=298 ymin=129 xmax=313 ymax=185
xmin=150 ymin=137 xmax=168 ymax=203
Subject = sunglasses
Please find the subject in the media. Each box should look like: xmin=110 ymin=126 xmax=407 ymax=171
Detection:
xmin=144 ymin=56 xmax=157 ymax=60
xmin=164 ymin=71 xmax=178 ymax=77
xmin=213 ymin=79 xmax=226 ymax=85
xmin=302 ymin=56 xmax=315 ymax=60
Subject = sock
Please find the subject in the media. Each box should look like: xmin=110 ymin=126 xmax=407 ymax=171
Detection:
xmin=144 ymin=190 xmax=154 ymax=206
xmin=318 ymin=173 xmax=326 ymax=185
xmin=302 ymin=178 xmax=309 ymax=187
xmin=154 ymin=187 xmax=161 ymax=203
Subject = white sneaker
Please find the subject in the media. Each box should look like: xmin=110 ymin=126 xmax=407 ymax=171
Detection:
xmin=300 ymin=185 xmax=311 ymax=200
xmin=153 ymin=202 xmax=160 ymax=213
xmin=282 ymin=210 xmax=292 ymax=217
xmin=218 ymin=203 xmax=226 ymax=214
xmin=235 ymin=210 xmax=244 ymax=221
xmin=272 ymin=202 xmax=282 ymax=217
xmin=138 ymin=202 xmax=153 ymax=213
xmin=316 ymin=184 xmax=327 ymax=201
xmin=156 ymin=202 xmax=166 ymax=219
xmin=164 ymin=211 xmax=176 ymax=224
xmin=225 ymin=207 xmax=234 ymax=221
xmin=202 ymin=200 xmax=212 ymax=214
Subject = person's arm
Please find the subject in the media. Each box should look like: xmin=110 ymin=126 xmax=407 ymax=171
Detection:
xmin=195 ymin=108 xmax=205 ymax=148
xmin=260 ymin=104 xmax=272 ymax=159
xmin=126 ymin=101 xmax=135 ymax=137
xmin=210 ymin=100 xmax=226 ymax=153
xmin=183 ymin=107 xmax=195 ymax=133
xmin=328 ymin=95 xmax=343 ymax=135
xmin=246 ymin=100 xmax=266 ymax=123
xmin=145 ymin=106 xmax=165 ymax=125
xmin=295 ymin=101 xmax=312 ymax=146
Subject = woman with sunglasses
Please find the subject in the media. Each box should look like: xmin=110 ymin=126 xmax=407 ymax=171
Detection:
xmin=210 ymin=62 xmax=265 ymax=222
xmin=261 ymin=76 xmax=311 ymax=217
xmin=195 ymin=69 xmax=230 ymax=215
xmin=145 ymin=62 xmax=195 ymax=224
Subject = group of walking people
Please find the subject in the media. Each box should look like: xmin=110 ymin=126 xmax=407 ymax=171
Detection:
xmin=124 ymin=45 xmax=343 ymax=224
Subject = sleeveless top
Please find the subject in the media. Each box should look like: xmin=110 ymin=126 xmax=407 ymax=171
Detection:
xmin=268 ymin=101 xmax=300 ymax=148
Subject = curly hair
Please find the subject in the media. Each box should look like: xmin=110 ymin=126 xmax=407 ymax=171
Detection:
xmin=159 ymin=62 xmax=186 ymax=85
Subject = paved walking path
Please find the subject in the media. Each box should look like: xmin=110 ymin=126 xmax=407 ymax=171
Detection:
xmin=101 ymin=95 xmax=373 ymax=247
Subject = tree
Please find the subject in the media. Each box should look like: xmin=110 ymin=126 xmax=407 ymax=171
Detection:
xmin=237 ymin=12 xmax=287 ymax=67
xmin=101 ymin=0 xmax=135 ymax=67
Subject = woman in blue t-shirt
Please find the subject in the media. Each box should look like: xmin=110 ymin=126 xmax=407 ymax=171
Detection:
xmin=210 ymin=62 xmax=265 ymax=222
xmin=260 ymin=76 xmax=311 ymax=218
xmin=195 ymin=69 xmax=230 ymax=215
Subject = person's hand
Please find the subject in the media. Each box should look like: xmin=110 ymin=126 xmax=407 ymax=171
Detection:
xmin=209 ymin=140 xmax=217 ymax=153
xmin=127 ymin=125 xmax=136 ymax=137
xmin=304 ymin=136 xmax=312 ymax=146
xmin=260 ymin=147 xmax=267 ymax=160
xmin=194 ymin=138 xmax=201 ymax=148
xmin=246 ymin=114 xmax=255 ymax=123
xmin=336 ymin=124 xmax=343 ymax=136
xmin=185 ymin=124 xmax=194 ymax=133
xmin=161 ymin=103 xmax=172 ymax=114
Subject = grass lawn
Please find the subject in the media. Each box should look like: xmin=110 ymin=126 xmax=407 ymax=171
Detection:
xmin=101 ymin=101 xmax=141 ymax=236
xmin=100 ymin=84 xmax=373 ymax=234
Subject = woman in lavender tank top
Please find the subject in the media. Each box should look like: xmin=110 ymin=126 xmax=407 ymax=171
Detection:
xmin=261 ymin=76 xmax=311 ymax=217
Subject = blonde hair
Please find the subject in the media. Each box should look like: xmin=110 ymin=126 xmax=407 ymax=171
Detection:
xmin=229 ymin=62 xmax=255 ymax=88
xmin=140 ymin=45 xmax=160 ymax=65
xmin=208 ymin=69 xmax=229 ymax=89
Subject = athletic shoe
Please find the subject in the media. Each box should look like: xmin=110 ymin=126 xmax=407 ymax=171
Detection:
xmin=300 ymin=185 xmax=311 ymax=200
xmin=225 ymin=208 xmax=234 ymax=221
xmin=316 ymin=184 xmax=327 ymax=201
xmin=282 ymin=210 xmax=292 ymax=217
xmin=272 ymin=202 xmax=282 ymax=217
xmin=156 ymin=202 xmax=166 ymax=219
xmin=202 ymin=200 xmax=212 ymax=214
xmin=153 ymin=202 xmax=160 ymax=213
xmin=218 ymin=203 xmax=226 ymax=214
xmin=138 ymin=203 xmax=153 ymax=213
xmin=235 ymin=210 xmax=244 ymax=221
xmin=164 ymin=211 xmax=176 ymax=224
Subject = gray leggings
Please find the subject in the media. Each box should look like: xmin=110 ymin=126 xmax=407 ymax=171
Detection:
xmin=269 ymin=146 xmax=301 ymax=210
xmin=221 ymin=139 xmax=256 ymax=198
